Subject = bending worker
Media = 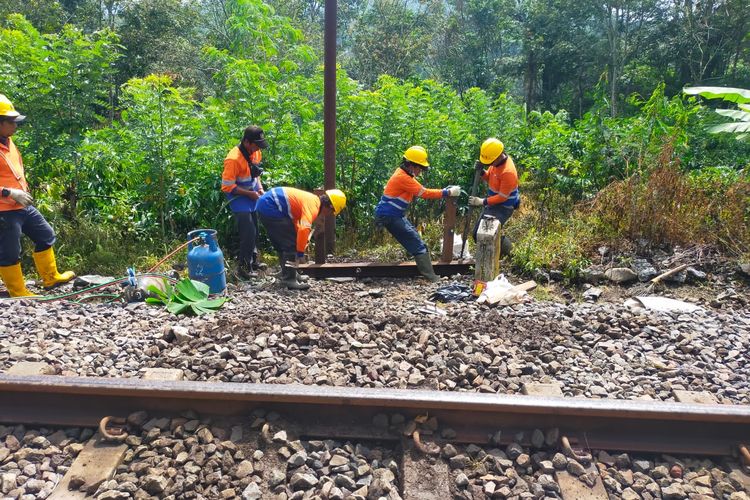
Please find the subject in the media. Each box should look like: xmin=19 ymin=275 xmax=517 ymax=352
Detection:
xmin=221 ymin=125 xmax=268 ymax=279
xmin=469 ymin=138 xmax=520 ymax=252
xmin=257 ymin=187 xmax=346 ymax=290
xmin=0 ymin=94 xmax=75 ymax=297
xmin=374 ymin=146 xmax=460 ymax=282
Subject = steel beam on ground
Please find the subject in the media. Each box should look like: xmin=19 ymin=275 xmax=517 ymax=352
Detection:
xmin=1 ymin=376 xmax=750 ymax=456
xmin=296 ymin=261 xmax=473 ymax=278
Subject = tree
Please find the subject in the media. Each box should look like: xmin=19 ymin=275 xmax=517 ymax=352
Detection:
xmin=344 ymin=0 xmax=438 ymax=86
xmin=116 ymin=0 xmax=206 ymax=86
xmin=0 ymin=0 xmax=67 ymax=32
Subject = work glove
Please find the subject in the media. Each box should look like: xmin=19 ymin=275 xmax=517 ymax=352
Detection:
xmin=445 ymin=185 xmax=461 ymax=197
xmin=6 ymin=188 xmax=33 ymax=207
xmin=474 ymin=160 xmax=485 ymax=172
xmin=468 ymin=196 xmax=485 ymax=207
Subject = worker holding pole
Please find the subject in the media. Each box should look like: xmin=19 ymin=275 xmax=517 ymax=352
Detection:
xmin=0 ymin=95 xmax=75 ymax=297
xmin=374 ymin=146 xmax=460 ymax=282
xmin=469 ymin=138 xmax=520 ymax=252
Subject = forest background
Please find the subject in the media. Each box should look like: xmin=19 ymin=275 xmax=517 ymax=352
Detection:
xmin=0 ymin=0 xmax=749 ymax=278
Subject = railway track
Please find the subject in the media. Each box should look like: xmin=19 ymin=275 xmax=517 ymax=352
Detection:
xmin=1 ymin=374 xmax=750 ymax=499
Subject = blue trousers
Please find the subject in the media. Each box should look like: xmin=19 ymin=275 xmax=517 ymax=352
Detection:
xmin=0 ymin=207 xmax=56 ymax=266
xmin=234 ymin=211 xmax=259 ymax=270
xmin=258 ymin=214 xmax=297 ymax=259
xmin=472 ymin=205 xmax=514 ymax=242
xmin=375 ymin=215 xmax=427 ymax=256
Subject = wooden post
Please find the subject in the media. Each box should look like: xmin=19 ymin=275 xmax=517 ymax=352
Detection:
xmin=440 ymin=197 xmax=457 ymax=263
xmin=313 ymin=188 xmax=326 ymax=264
xmin=474 ymin=216 xmax=501 ymax=283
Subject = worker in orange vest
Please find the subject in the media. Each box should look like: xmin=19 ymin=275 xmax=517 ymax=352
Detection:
xmin=0 ymin=95 xmax=75 ymax=297
xmin=469 ymin=138 xmax=520 ymax=253
xmin=374 ymin=146 xmax=460 ymax=282
xmin=257 ymin=187 xmax=346 ymax=290
xmin=221 ymin=125 xmax=269 ymax=279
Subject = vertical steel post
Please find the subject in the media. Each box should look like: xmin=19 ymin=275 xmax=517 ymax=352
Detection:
xmin=440 ymin=198 xmax=457 ymax=263
xmin=313 ymin=188 xmax=326 ymax=264
xmin=323 ymin=0 xmax=337 ymax=259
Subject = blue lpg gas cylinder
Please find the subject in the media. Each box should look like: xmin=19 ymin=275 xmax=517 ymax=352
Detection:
xmin=187 ymin=229 xmax=226 ymax=294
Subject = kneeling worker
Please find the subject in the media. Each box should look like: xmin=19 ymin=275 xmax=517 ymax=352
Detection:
xmin=257 ymin=187 xmax=346 ymax=290
xmin=374 ymin=146 xmax=460 ymax=282
xmin=0 ymin=94 xmax=75 ymax=297
xmin=469 ymin=138 xmax=520 ymax=253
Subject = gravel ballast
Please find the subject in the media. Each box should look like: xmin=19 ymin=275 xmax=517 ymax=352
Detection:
xmin=1 ymin=278 xmax=749 ymax=405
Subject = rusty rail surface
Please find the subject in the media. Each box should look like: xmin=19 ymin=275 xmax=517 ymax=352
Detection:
xmin=1 ymin=375 xmax=749 ymax=456
xmin=296 ymin=261 xmax=473 ymax=278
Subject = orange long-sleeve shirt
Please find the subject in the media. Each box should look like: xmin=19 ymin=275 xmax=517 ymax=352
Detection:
xmin=374 ymin=167 xmax=445 ymax=217
xmin=221 ymin=146 xmax=263 ymax=212
xmin=0 ymin=137 xmax=28 ymax=212
xmin=481 ymin=156 xmax=520 ymax=207
xmin=256 ymin=187 xmax=321 ymax=255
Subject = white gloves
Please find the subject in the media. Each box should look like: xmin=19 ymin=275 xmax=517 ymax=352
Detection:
xmin=468 ymin=196 xmax=484 ymax=207
xmin=445 ymin=185 xmax=461 ymax=197
xmin=6 ymin=188 xmax=33 ymax=207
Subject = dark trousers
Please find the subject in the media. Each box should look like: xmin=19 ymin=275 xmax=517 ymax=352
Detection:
xmin=0 ymin=207 xmax=56 ymax=266
xmin=258 ymin=214 xmax=297 ymax=262
xmin=234 ymin=211 xmax=259 ymax=271
xmin=375 ymin=215 xmax=427 ymax=256
xmin=472 ymin=205 xmax=514 ymax=242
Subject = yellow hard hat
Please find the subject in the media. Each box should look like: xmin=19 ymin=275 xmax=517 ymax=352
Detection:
xmin=325 ymin=189 xmax=347 ymax=215
xmin=403 ymin=146 xmax=430 ymax=167
xmin=479 ymin=138 xmax=504 ymax=165
xmin=0 ymin=95 xmax=25 ymax=121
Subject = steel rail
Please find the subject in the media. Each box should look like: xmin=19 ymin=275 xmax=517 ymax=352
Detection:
xmin=1 ymin=375 xmax=749 ymax=456
xmin=296 ymin=261 xmax=473 ymax=278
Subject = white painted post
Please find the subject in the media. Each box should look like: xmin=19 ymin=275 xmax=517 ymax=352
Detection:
xmin=474 ymin=216 xmax=501 ymax=283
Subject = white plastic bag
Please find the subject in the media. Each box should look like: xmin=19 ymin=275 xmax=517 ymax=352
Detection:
xmin=441 ymin=234 xmax=471 ymax=259
xmin=477 ymin=274 xmax=527 ymax=306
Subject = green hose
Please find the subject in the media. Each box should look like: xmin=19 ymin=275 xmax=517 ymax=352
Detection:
xmin=1 ymin=273 xmax=176 ymax=302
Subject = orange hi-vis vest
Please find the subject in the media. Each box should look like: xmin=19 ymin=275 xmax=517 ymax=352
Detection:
xmin=482 ymin=156 xmax=520 ymax=208
xmin=374 ymin=167 xmax=445 ymax=217
xmin=0 ymin=137 xmax=28 ymax=212
xmin=256 ymin=187 xmax=321 ymax=256
xmin=221 ymin=146 xmax=263 ymax=212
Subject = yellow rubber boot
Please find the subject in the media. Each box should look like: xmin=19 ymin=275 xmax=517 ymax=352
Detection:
xmin=32 ymin=247 xmax=76 ymax=289
xmin=0 ymin=263 xmax=37 ymax=297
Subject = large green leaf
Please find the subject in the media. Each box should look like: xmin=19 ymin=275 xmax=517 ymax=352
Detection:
xmin=714 ymin=109 xmax=750 ymax=121
xmin=683 ymin=87 xmax=750 ymax=104
xmin=167 ymin=301 xmax=190 ymax=314
xmin=174 ymin=279 xmax=209 ymax=302
xmin=146 ymin=278 xmax=226 ymax=316
xmin=707 ymin=122 xmax=750 ymax=134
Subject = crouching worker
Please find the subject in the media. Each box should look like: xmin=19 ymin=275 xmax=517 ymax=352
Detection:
xmin=0 ymin=95 xmax=75 ymax=297
xmin=469 ymin=138 xmax=520 ymax=255
xmin=374 ymin=146 xmax=460 ymax=282
xmin=257 ymin=187 xmax=346 ymax=290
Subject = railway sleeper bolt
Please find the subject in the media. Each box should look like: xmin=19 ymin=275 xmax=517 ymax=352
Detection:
xmin=561 ymin=435 xmax=592 ymax=465
xmin=99 ymin=416 xmax=128 ymax=442
xmin=412 ymin=430 xmax=440 ymax=456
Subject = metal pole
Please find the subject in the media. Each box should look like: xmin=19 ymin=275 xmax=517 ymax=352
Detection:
xmin=313 ymin=188 xmax=326 ymax=264
xmin=323 ymin=0 xmax=337 ymax=258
